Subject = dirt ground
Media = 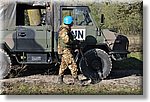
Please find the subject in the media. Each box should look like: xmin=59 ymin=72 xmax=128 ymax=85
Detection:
xmin=0 ymin=68 xmax=143 ymax=95
xmin=0 ymin=56 xmax=143 ymax=94
xmin=0 ymin=73 xmax=142 ymax=88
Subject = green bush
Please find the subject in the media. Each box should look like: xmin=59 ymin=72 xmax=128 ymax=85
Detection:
xmin=89 ymin=1 xmax=143 ymax=35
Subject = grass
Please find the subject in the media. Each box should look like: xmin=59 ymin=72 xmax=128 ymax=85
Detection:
xmin=2 ymin=82 xmax=142 ymax=95
xmin=128 ymin=52 xmax=143 ymax=61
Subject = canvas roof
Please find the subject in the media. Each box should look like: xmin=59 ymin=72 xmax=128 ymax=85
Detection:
xmin=0 ymin=0 xmax=91 ymax=30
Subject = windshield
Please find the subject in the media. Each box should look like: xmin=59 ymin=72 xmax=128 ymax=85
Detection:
xmin=74 ymin=8 xmax=92 ymax=26
xmin=61 ymin=7 xmax=93 ymax=26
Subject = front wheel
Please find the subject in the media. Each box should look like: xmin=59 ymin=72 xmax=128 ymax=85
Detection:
xmin=0 ymin=50 xmax=11 ymax=79
xmin=79 ymin=49 xmax=112 ymax=84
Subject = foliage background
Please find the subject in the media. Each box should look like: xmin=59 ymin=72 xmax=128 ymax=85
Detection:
xmin=89 ymin=1 xmax=143 ymax=35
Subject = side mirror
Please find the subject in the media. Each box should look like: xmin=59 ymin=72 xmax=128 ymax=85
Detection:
xmin=100 ymin=14 xmax=105 ymax=24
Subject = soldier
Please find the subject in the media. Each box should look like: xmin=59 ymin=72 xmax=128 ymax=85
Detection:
xmin=57 ymin=16 xmax=82 ymax=85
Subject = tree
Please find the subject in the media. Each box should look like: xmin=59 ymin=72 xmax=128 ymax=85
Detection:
xmin=89 ymin=1 xmax=143 ymax=35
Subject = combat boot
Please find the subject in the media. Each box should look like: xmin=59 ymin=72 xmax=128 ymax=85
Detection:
xmin=57 ymin=75 xmax=64 ymax=84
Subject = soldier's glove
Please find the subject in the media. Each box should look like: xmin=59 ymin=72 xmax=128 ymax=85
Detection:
xmin=72 ymin=40 xmax=80 ymax=48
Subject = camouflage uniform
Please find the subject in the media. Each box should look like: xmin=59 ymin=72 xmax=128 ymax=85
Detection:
xmin=58 ymin=24 xmax=78 ymax=78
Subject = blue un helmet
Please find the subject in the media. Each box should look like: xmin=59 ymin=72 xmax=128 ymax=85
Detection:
xmin=63 ymin=16 xmax=73 ymax=25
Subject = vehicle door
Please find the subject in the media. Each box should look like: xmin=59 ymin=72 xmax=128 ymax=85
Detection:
xmin=60 ymin=6 xmax=97 ymax=44
xmin=15 ymin=4 xmax=51 ymax=52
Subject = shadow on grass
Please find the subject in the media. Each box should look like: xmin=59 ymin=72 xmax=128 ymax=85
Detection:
xmin=8 ymin=64 xmax=59 ymax=78
xmin=107 ymin=57 xmax=143 ymax=79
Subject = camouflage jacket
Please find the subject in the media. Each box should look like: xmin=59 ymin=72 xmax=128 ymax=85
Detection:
xmin=58 ymin=24 xmax=74 ymax=54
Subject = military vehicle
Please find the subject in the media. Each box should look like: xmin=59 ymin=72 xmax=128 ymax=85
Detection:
xmin=0 ymin=0 xmax=129 ymax=83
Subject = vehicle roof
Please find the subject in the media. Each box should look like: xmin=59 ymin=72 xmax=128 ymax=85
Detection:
xmin=0 ymin=0 xmax=91 ymax=30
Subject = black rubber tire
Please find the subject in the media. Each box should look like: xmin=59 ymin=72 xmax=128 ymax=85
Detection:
xmin=79 ymin=49 xmax=112 ymax=83
xmin=0 ymin=49 xmax=11 ymax=79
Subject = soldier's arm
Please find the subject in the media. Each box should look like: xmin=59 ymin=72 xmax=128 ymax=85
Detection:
xmin=61 ymin=32 xmax=70 ymax=44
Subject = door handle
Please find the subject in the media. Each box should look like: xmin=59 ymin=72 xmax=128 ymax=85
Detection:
xmin=18 ymin=32 xmax=26 ymax=37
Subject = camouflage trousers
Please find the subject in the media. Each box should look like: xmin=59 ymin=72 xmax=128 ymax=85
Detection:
xmin=59 ymin=48 xmax=78 ymax=78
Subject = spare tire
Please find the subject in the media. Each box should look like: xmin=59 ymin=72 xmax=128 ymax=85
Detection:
xmin=79 ymin=49 xmax=112 ymax=84
xmin=0 ymin=49 xmax=11 ymax=79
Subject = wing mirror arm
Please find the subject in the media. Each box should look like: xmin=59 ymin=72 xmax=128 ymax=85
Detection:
xmin=97 ymin=14 xmax=105 ymax=36
xmin=100 ymin=14 xmax=105 ymax=24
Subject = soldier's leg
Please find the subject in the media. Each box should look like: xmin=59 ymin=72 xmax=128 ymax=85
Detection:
xmin=68 ymin=58 xmax=78 ymax=78
xmin=59 ymin=56 xmax=68 ymax=75
xmin=68 ymin=57 xmax=82 ymax=85
xmin=63 ymin=49 xmax=78 ymax=77
xmin=58 ymin=56 xmax=67 ymax=84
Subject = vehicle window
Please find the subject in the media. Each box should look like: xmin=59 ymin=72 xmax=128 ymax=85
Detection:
xmin=74 ymin=8 xmax=93 ymax=26
xmin=16 ymin=4 xmax=46 ymax=26
xmin=61 ymin=7 xmax=93 ymax=26
xmin=61 ymin=9 xmax=74 ymax=24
